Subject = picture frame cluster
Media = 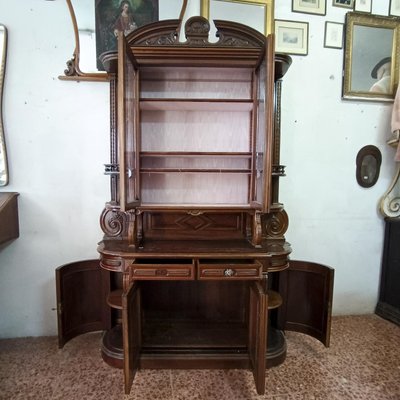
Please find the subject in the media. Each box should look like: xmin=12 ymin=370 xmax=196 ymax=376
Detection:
xmin=276 ymin=0 xmax=389 ymax=56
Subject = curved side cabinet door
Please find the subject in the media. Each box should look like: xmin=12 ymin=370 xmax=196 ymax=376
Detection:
xmin=278 ymin=260 xmax=334 ymax=347
xmin=55 ymin=259 xmax=111 ymax=348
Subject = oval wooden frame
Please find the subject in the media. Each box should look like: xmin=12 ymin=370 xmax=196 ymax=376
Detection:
xmin=356 ymin=145 xmax=382 ymax=188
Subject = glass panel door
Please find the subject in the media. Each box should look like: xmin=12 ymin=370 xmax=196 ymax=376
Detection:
xmin=118 ymin=33 xmax=140 ymax=211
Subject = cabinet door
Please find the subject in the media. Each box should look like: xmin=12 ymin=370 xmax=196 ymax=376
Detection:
xmin=118 ymin=32 xmax=140 ymax=211
xmin=55 ymin=259 xmax=110 ymax=348
xmin=253 ymin=38 xmax=275 ymax=213
xmin=248 ymin=281 xmax=268 ymax=395
xmin=122 ymin=281 xmax=142 ymax=394
xmin=278 ymin=260 xmax=334 ymax=346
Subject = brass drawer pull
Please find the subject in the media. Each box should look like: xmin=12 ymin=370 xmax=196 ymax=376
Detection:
xmin=224 ymin=268 xmax=235 ymax=277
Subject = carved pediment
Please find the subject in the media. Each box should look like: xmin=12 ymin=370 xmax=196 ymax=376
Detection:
xmin=127 ymin=16 xmax=265 ymax=49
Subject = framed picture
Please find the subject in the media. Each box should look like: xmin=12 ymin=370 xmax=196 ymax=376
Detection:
xmin=200 ymin=0 xmax=275 ymax=36
xmin=332 ymin=0 xmax=354 ymax=9
xmin=389 ymin=0 xmax=400 ymax=16
xmin=95 ymin=0 xmax=159 ymax=70
xmin=354 ymin=0 xmax=372 ymax=13
xmin=292 ymin=0 xmax=326 ymax=16
xmin=275 ymin=20 xmax=309 ymax=55
xmin=324 ymin=21 xmax=344 ymax=49
xmin=342 ymin=12 xmax=400 ymax=102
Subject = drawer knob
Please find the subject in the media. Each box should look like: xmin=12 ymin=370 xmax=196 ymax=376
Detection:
xmin=155 ymin=269 xmax=167 ymax=276
xmin=224 ymin=268 xmax=235 ymax=277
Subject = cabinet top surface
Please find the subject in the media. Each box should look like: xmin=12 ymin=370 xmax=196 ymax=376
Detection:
xmin=98 ymin=239 xmax=291 ymax=259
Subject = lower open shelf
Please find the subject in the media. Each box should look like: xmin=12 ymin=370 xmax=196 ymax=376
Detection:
xmin=101 ymin=323 xmax=286 ymax=370
xmin=142 ymin=319 xmax=248 ymax=349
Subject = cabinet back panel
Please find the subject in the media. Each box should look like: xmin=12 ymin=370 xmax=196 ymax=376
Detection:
xmin=140 ymin=67 xmax=253 ymax=99
xmin=140 ymin=173 xmax=250 ymax=204
xmin=140 ymin=111 xmax=251 ymax=152
xmin=140 ymin=280 xmax=248 ymax=322
xmin=141 ymin=156 xmax=250 ymax=169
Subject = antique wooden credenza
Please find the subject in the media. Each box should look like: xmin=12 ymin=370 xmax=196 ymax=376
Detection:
xmin=56 ymin=17 xmax=334 ymax=395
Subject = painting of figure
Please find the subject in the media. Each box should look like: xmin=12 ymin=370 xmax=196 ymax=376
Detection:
xmin=95 ymin=0 xmax=159 ymax=70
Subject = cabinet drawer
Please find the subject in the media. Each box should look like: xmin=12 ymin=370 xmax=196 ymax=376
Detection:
xmin=198 ymin=260 xmax=262 ymax=280
xmin=131 ymin=261 xmax=195 ymax=280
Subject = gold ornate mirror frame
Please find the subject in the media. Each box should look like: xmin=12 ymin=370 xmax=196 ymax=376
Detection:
xmin=200 ymin=0 xmax=274 ymax=35
xmin=60 ymin=1 xmax=273 ymax=82
xmin=59 ymin=0 xmax=189 ymax=82
xmin=343 ymin=12 xmax=400 ymax=102
xmin=0 ymin=24 xmax=8 ymax=186
xmin=59 ymin=0 xmax=109 ymax=82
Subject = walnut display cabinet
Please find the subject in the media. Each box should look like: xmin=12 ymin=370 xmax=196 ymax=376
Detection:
xmin=56 ymin=17 xmax=334 ymax=395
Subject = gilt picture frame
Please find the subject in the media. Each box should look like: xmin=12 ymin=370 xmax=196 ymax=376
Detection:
xmin=342 ymin=12 xmax=400 ymax=102
xmin=200 ymin=0 xmax=275 ymax=35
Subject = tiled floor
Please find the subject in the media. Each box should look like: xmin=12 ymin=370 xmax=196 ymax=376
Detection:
xmin=0 ymin=315 xmax=399 ymax=399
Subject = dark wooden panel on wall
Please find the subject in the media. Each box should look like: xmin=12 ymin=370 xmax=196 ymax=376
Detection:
xmin=0 ymin=192 xmax=19 ymax=246
xmin=376 ymin=218 xmax=400 ymax=325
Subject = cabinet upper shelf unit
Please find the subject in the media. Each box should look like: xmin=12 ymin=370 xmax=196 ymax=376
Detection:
xmin=100 ymin=16 xmax=275 ymax=215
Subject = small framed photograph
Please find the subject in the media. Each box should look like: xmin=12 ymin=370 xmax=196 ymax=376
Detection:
xmin=354 ymin=0 xmax=372 ymax=13
xmin=332 ymin=0 xmax=354 ymax=9
xmin=275 ymin=20 xmax=309 ymax=55
xmin=292 ymin=0 xmax=326 ymax=16
xmin=324 ymin=21 xmax=344 ymax=49
xmin=389 ymin=0 xmax=400 ymax=16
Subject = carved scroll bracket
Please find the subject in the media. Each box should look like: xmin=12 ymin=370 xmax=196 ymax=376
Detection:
xmin=100 ymin=204 xmax=124 ymax=239
xmin=379 ymin=163 xmax=400 ymax=218
xmin=379 ymin=133 xmax=400 ymax=219
xmin=263 ymin=209 xmax=289 ymax=239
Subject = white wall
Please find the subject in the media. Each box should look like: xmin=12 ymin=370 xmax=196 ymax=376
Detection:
xmin=275 ymin=1 xmax=396 ymax=315
xmin=0 ymin=0 xmax=397 ymax=337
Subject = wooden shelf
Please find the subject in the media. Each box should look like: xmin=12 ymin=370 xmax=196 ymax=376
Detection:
xmin=267 ymin=290 xmax=283 ymax=310
xmin=142 ymin=320 xmax=248 ymax=348
xmin=140 ymin=168 xmax=251 ymax=174
xmin=107 ymin=290 xmax=123 ymax=310
xmin=140 ymin=98 xmax=253 ymax=112
xmin=140 ymin=152 xmax=252 ymax=158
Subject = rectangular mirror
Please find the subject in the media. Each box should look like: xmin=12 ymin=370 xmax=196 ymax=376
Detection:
xmin=343 ymin=12 xmax=400 ymax=102
xmin=201 ymin=0 xmax=274 ymax=35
